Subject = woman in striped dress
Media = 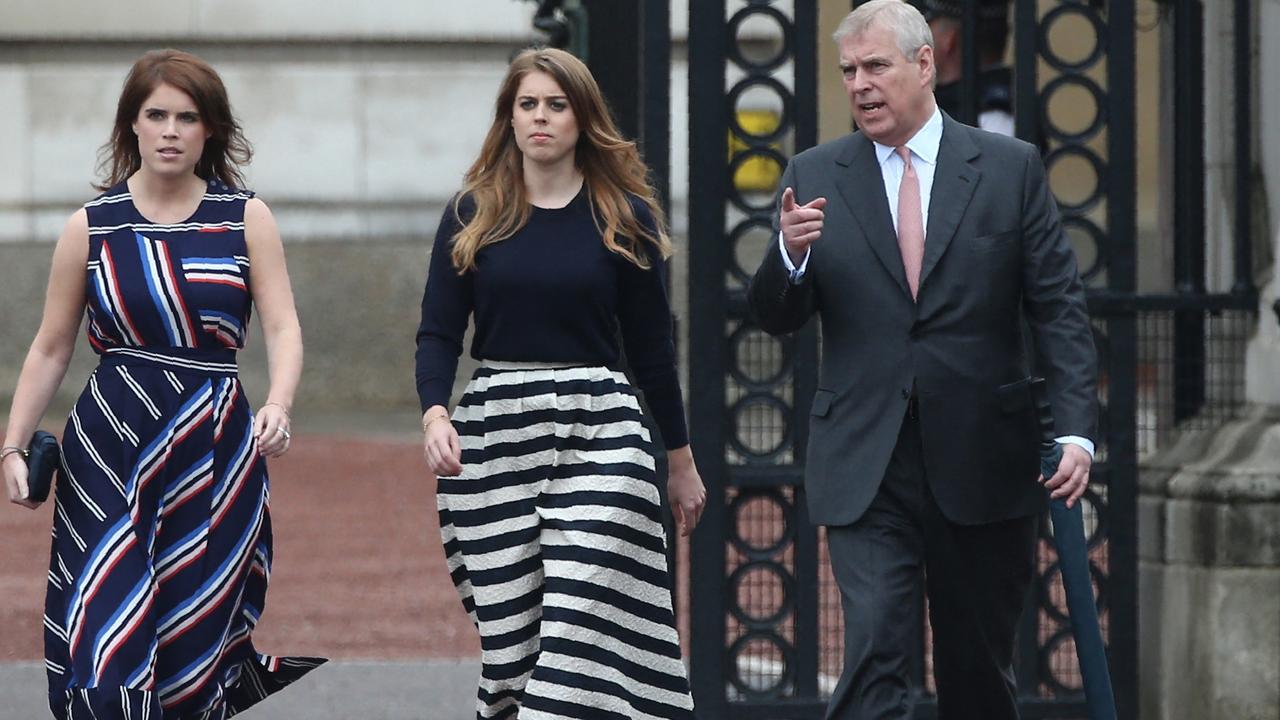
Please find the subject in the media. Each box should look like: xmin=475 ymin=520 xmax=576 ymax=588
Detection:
xmin=1 ymin=50 xmax=322 ymax=718
xmin=416 ymin=47 xmax=707 ymax=719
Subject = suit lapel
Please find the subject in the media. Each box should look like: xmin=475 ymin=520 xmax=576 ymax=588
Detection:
xmin=833 ymin=134 xmax=911 ymax=298
xmin=921 ymin=116 xmax=981 ymax=290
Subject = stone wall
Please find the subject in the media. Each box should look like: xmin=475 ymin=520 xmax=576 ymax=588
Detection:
xmin=0 ymin=2 xmax=700 ymax=419
xmin=1139 ymin=407 xmax=1280 ymax=720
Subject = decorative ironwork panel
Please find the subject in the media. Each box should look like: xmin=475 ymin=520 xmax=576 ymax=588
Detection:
xmin=1013 ymin=0 xmax=1138 ymax=716
xmin=689 ymin=1 xmax=819 ymax=717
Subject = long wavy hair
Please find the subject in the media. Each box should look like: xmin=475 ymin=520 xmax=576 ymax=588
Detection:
xmin=450 ymin=47 xmax=670 ymax=273
xmin=96 ymin=49 xmax=252 ymax=191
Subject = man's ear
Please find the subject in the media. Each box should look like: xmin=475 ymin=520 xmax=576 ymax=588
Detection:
xmin=917 ymin=43 xmax=936 ymax=86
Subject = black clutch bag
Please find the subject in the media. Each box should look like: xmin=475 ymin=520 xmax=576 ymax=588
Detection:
xmin=24 ymin=430 xmax=61 ymax=503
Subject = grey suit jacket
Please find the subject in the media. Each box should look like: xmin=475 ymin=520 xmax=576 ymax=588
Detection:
xmin=749 ymin=113 xmax=1097 ymax=527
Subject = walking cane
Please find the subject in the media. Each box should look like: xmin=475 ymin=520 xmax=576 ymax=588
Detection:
xmin=1031 ymin=377 xmax=1117 ymax=720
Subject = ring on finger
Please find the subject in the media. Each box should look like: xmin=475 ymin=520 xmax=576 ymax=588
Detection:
xmin=277 ymin=427 xmax=291 ymax=440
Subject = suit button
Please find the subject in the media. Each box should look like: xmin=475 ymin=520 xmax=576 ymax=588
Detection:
xmin=901 ymin=388 xmax=910 ymax=400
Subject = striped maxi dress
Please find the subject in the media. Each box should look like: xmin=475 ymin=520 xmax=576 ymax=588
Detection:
xmin=437 ymin=361 xmax=696 ymax=720
xmin=43 ymin=180 xmax=323 ymax=719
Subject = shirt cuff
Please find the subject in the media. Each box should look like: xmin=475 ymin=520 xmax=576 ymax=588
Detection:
xmin=1055 ymin=435 xmax=1095 ymax=459
xmin=778 ymin=231 xmax=810 ymax=282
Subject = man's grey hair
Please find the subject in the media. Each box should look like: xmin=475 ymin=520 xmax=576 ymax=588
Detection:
xmin=832 ymin=0 xmax=935 ymax=60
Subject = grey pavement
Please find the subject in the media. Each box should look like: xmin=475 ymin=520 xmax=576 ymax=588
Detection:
xmin=0 ymin=660 xmax=482 ymax=720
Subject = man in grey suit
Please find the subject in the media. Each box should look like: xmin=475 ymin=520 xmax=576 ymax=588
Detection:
xmin=748 ymin=1 xmax=1098 ymax=718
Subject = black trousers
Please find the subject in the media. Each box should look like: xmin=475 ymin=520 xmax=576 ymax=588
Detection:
xmin=824 ymin=409 xmax=1038 ymax=720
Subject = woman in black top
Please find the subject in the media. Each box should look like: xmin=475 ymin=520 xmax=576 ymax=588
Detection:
xmin=415 ymin=48 xmax=704 ymax=718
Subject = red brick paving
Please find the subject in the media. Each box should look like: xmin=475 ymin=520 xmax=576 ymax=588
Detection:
xmin=0 ymin=433 xmax=480 ymax=662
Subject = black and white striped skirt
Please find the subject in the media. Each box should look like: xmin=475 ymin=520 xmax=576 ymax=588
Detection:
xmin=436 ymin=361 xmax=695 ymax=720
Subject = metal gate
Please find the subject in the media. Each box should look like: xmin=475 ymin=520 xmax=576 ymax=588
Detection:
xmin=685 ymin=0 xmax=1256 ymax=718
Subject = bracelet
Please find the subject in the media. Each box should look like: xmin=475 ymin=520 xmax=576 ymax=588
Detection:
xmin=1 ymin=446 xmax=28 ymax=462
xmin=422 ymin=414 xmax=451 ymax=433
xmin=262 ymin=401 xmax=291 ymax=417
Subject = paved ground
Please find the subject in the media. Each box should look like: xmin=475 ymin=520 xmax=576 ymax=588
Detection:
xmin=0 ymin=660 xmax=482 ymax=719
xmin=0 ymin=410 xmax=486 ymax=717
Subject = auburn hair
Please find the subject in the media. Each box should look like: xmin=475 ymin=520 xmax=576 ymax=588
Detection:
xmin=450 ymin=47 xmax=670 ymax=273
xmin=96 ymin=49 xmax=252 ymax=190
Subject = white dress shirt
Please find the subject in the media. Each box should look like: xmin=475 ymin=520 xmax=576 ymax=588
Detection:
xmin=780 ymin=105 xmax=943 ymax=277
xmin=775 ymin=105 xmax=1095 ymax=458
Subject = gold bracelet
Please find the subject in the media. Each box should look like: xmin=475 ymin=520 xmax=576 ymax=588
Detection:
xmin=0 ymin=446 xmax=27 ymax=461
xmin=262 ymin=401 xmax=291 ymax=417
xmin=422 ymin=414 xmax=451 ymax=433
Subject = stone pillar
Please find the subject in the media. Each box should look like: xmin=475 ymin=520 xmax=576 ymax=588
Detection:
xmin=1246 ymin=0 xmax=1280 ymax=406
xmin=1140 ymin=1 xmax=1280 ymax=717
xmin=1139 ymin=406 xmax=1280 ymax=720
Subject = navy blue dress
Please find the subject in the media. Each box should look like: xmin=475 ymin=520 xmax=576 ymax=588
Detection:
xmin=44 ymin=180 xmax=323 ymax=719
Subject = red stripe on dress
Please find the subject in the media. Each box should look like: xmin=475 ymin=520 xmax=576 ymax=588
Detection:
xmin=102 ymin=244 xmax=145 ymax=344
xmin=155 ymin=242 xmax=200 ymax=346
xmin=69 ymin=533 xmax=139 ymax=655
xmin=190 ymin=277 xmax=246 ymax=289
xmin=94 ymin=590 xmax=156 ymax=683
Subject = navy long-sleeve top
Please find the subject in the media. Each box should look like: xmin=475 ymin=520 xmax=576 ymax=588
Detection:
xmin=414 ymin=190 xmax=689 ymax=450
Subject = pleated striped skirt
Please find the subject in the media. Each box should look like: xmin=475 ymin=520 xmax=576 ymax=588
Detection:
xmin=436 ymin=361 xmax=695 ymax=720
xmin=46 ymin=347 xmax=323 ymax=719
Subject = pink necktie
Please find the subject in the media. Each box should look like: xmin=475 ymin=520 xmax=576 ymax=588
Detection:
xmin=896 ymin=146 xmax=924 ymax=300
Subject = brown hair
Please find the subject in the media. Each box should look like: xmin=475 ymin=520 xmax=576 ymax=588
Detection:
xmin=96 ymin=49 xmax=252 ymax=191
xmin=450 ymin=47 xmax=670 ymax=273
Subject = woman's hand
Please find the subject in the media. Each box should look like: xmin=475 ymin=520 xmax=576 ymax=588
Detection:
xmin=253 ymin=402 xmax=292 ymax=458
xmin=422 ymin=406 xmax=462 ymax=477
xmin=3 ymin=453 xmax=40 ymax=509
xmin=666 ymin=446 xmax=706 ymax=537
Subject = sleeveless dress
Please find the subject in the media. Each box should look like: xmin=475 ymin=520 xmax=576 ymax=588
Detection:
xmin=43 ymin=179 xmax=323 ymax=719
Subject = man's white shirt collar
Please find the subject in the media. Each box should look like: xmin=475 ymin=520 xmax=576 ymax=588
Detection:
xmin=873 ymin=105 xmax=943 ymax=167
